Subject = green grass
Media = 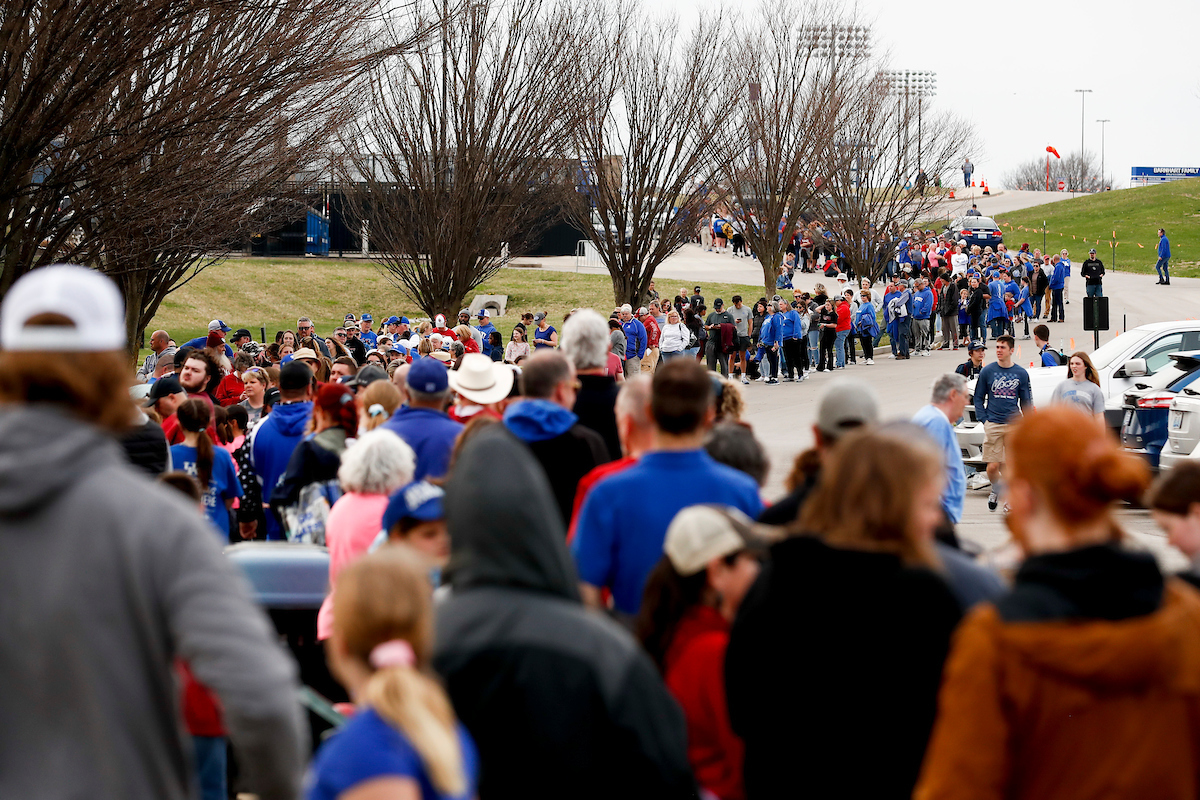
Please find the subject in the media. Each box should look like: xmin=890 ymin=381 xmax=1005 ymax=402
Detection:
xmin=144 ymin=257 xmax=763 ymax=359
xmin=992 ymin=178 xmax=1200 ymax=277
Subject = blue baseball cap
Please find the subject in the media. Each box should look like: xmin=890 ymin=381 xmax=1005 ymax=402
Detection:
xmin=382 ymin=480 xmax=445 ymax=531
xmin=384 ymin=315 xmax=401 ymax=325
xmin=361 ymin=312 xmax=372 ymax=322
xmin=407 ymin=356 xmax=449 ymax=394
xmin=399 ymin=316 xmax=410 ymax=324
xmin=208 ymin=319 xmax=231 ymax=333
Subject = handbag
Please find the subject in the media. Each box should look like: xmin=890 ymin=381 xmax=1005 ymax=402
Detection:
xmin=282 ymin=480 xmax=342 ymax=546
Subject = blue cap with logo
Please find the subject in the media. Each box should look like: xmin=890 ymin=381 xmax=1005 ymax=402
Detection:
xmin=384 ymin=315 xmax=401 ymax=325
xmin=361 ymin=312 xmax=372 ymax=322
xmin=383 ymin=480 xmax=445 ymax=531
xmin=407 ymin=356 xmax=449 ymax=394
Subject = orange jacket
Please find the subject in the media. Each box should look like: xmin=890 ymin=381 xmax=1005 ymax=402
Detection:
xmin=915 ymin=581 xmax=1200 ymax=800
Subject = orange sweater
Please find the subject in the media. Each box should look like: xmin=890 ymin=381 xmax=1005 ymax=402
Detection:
xmin=915 ymin=581 xmax=1200 ymax=800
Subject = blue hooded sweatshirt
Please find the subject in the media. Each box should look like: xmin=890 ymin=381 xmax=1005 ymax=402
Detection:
xmin=1159 ymin=235 xmax=1171 ymax=259
xmin=1050 ymin=261 xmax=1067 ymax=290
xmin=503 ymin=399 xmax=578 ymax=443
xmin=855 ymin=302 xmax=879 ymax=336
xmin=250 ymin=400 xmax=312 ymax=540
xmin=621 ymin=318 xmax=647 ymax=360
xmin=383 ymin=406 xmax=463 ymax=481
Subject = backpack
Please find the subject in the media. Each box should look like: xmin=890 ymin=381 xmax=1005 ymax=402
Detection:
xmin=281 ymin=479 xmax=342 ymax=546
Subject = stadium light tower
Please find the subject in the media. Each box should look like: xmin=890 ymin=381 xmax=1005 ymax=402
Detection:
xmin=1096 ymin=118 xmax=1110 ymax=190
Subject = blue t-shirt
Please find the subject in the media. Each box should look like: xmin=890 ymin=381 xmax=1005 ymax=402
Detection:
xmin=360 ymin=330 xmax=379 ymax=349
xmin=572 ymin=450 xmax=763 ymax=615
xmin=169 ymin=444 xmax=242 ymax=538
xmin=306 ymin=707 xmax=478 ymax=800
xmin=532 ymin=325 xmax=557 ymax=350
xmin=912 ymin=404 xmax=966 ymax=525
xmin=973 ymin=362 xmax=1033 ymax=425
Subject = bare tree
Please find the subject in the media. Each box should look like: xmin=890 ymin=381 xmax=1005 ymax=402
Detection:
xmin=818 ymin=72 xmax=978 ymax=282
xmin=563 ymin=12 xmax=732 ymax=307
xmin=341 ymin=0 xmax=597 ymax=317
xmin=0 ymin=0 xmax=190 ymax=296
xmin=719 ymin=0 xmax=854 ymax=300
xmin=3 ymin=1 xmax=426 ymax=353
xmin=70 ymin=1 xmax=414 ymax=353
xmin=1003 ymin=150 xmax=1107 ymax=193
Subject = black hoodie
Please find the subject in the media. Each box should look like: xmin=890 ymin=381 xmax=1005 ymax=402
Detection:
xmin=434 ymin=426 xmax=696 ymax=800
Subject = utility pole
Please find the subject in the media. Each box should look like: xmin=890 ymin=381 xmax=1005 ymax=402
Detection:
xmin=1096 ymin=118 xmax=1110 ymax=190
xmin=1074 ymin=89 xmax=1092 ymax=194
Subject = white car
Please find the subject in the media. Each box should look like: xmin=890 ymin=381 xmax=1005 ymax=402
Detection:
xmin=956 ymin=321 xmax=1200 ymax=465
xmin=1161 ymin=391 xmax=1200 ymax=470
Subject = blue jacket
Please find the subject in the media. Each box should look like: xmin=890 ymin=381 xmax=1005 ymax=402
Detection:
xmin=1159 ymin=236 xmax=1171 ymax=259
xmin=621 ymin=318 xmax=647 ymax=360
xmin=912 ymin=288 xmax=934 ymax=320
xmin=780 ymin=309 xmax=802 ymax=339
xmin=855 ymin=302 xmax=879 ymax=336
xmin=249 ymin=401 xmax=312 ymax=540
xmin=503 ymin=399 xmax=577 ymax=443
xmin=1060 ymin=256 xmax=1071 ymax=276
xmin=182 ymin=336 xmax=234 ymax=359
xmin=382 ymin=406 xmax=464 ymax=481
xmin=1016 ymin=286 xmax=1034 ymax=317
xmin=1050 ymin=261 xmax=1067 ymax=290
xmin=759 ymin=313 xmax=781 ymax=347
xmin=1039 ymin=344 xmax=1060 ymax=367
xmin=986 ymin=279 xmax=1009 ymax=322
xmin=475 ymin=322 xmax=498 ymax=356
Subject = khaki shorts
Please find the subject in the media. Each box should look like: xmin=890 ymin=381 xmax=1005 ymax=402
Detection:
xmin=982 ymin=422 xmax=1010 ymax=463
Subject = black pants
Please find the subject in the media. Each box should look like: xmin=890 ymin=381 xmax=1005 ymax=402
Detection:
xmin=819 ymin=330 xmax=836 ymax=371
xmin=764 ymin=347 xmax=779 ymax=379
xmin=859 ymin=333 xmax=874 ymax=360
xmin=781 ymin=338 xmax=803 ymax=379
xmin=706 ymin=341 xmax=729 ymax=376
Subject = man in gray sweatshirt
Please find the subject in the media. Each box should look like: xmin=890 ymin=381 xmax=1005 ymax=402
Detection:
xmin=0 ymin=265 xmax=305 ymax=800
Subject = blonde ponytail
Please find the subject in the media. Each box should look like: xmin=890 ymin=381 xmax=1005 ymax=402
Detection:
xmin=365 ymin=667 xmax=466 ymax=796
xmin=332 ymin=548 xmax=469 ymax=797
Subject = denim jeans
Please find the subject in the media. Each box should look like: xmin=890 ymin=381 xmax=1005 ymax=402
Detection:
xmin=807 ymin=329 xmax=820 ymax=367
xmin=835 ymin=330 xmax=849 ymax=367
xmin=896 ymin=318 xmax=911 ymax=357
xmin=1085 ymin=283 xmax=1103 ymax=297
xmin=1031 ymin=294 xmax=1042 ymax=319
xmin=1156 ymin=258 xmax=1171 ymax=282
xmin=661 ymin=350 xmax=687 ymax=361
xmin=989 ymin=318 xmax=1007 ymax=339
xmin=193 ymin=736 xmax=227 ymax=800
xmin=1050 ymin=288 xmax=1064 ymax=321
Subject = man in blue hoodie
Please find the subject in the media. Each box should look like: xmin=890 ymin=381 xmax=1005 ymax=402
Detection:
xmin=1049 ymin=255 xmax=1067 ymax=322
xmin=503 ymin=352 xmax=610 ymax=527
xmin=247 ymin=360 xmax=313 ymax=540
xmin=474 ymin=309 xmax=498 ymax=358
xmin=383 ymin=357 xmax=463 ymax=481
xmin=572 ymin=359 xmax=762 ymax=621
xmin=619 ymin=304 xmax=647 ymax=378
xmin=911 ymin=278 xmax=935 ymax=356
xmin=1157 ymin=228 xmax=1171 ymax=286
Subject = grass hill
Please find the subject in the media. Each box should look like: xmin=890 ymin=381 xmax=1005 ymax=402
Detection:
xmin=992 ymin=178 xmax=1200 ymax=278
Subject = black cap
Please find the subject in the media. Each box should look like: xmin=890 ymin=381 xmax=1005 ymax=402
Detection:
xmin=714 ymin=298 xmax=724 ymax=307
xmin=279 ymin=360 xmax=314 ymax=391
xmin=233 ymin=328 xmax=252 ymax=339
xmin=145 ymin=375 xmax=183 ymax=406
xmin=350 ymin=364 xmax=387 ymax=387
xmin=968 ymin=340 xmax=985 ymax=352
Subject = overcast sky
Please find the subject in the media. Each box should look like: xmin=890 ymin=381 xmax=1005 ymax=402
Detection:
xmin=655 ymin=0 xmax=1200 ymax=188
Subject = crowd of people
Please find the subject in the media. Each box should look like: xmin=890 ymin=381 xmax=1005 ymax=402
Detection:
xmin=5 ymin=262 xmax=1200 ymax=800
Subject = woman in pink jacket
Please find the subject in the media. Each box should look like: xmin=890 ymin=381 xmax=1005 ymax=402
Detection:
xmin=317 ymin=429 xmax=415 ymax=640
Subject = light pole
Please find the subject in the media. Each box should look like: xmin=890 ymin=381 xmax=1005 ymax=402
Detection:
xmin=882 ymin=70 xmax=936 ymax=186
xmin=1096 ymin=118 xmax=1110 ymax=190
xmin=1074 ymin=88 xmax=1092 ymax=194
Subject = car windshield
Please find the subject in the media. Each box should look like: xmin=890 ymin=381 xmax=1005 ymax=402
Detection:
xmin=1088 ymin=329 xmax=1151 ymax=370
xmin=963 ymin=217 xmax=997 ymax=229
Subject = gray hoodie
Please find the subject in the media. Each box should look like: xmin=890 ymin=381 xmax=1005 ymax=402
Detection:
xmin=0 ymin=406 xmax=305 ymax=800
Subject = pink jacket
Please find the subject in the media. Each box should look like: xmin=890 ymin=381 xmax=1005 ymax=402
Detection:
xmin=317 ymin=492 xmax=389 ymax=640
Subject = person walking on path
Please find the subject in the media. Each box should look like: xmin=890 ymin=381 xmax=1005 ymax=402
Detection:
xmin=1157 ymin=228 xmax=1172 ymax=285
xmin=912 ymin=374 xmax=970 ymax=525
xmin=962 ymin=158 xmax=974 ymax=188
xmin=1080 ymin=248 xmax=1105 ymax=297
xmin=974 ymin=335 xmax=1033 ymax=513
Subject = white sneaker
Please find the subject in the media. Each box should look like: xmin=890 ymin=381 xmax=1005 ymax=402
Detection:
xmin=988 ymin=492 xmax=998 ymax=511
xmin=741 ymin=376 xmax=750 ymax=385
xmin=866 ymin=358 xmax=874 ymax=364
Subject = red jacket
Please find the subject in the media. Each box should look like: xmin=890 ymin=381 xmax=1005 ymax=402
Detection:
xmin=178 ymin=661 xmax=225 ymax=737
xmin=664 ymin=606 xmax=744 ymax=800
xmin=835 ymin=302 xmax=852 ymax=332
xmin=214 ymin=373 xmax=244 ymax=407
xmin=642 ymin=315 xmax=661 ymax=348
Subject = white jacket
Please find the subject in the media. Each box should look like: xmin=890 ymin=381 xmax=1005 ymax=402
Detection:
xmin=660 ymin=322 xmax=690 ymax=353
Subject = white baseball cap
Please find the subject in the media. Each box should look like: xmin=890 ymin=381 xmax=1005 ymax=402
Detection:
xmin=664 ymin=505 xmax=772 ymax=576
xmin=0 ymin=264 xmax=125 ymax=352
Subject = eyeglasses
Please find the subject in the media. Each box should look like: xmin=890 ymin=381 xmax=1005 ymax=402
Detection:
xmin=298 ymin=326 xmax=313 ymax=333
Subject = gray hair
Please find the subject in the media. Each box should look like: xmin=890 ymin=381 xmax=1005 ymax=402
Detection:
xmin=338 ymin=429 xmax=415 ymax=495
xmin=619 ymin=303 xmax=633 ymax=314
xmin=560 ymin=309 xmax=610 ymax=371
xmin=297 ymin=317 xmax=312 ymax=325
xmin=931 ymin=373 xmax=967 ymax=404
xmin=615 ymin=374 xmax=652 ymax=430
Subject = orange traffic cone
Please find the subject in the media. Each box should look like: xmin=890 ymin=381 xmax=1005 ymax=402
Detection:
xmin=971 ymin=180 xmax=976 ymax=187
xmin=981 ymin=180 xmax=990 ymax=196
xmin=949 ymin=189 xmax=955 ymax=199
